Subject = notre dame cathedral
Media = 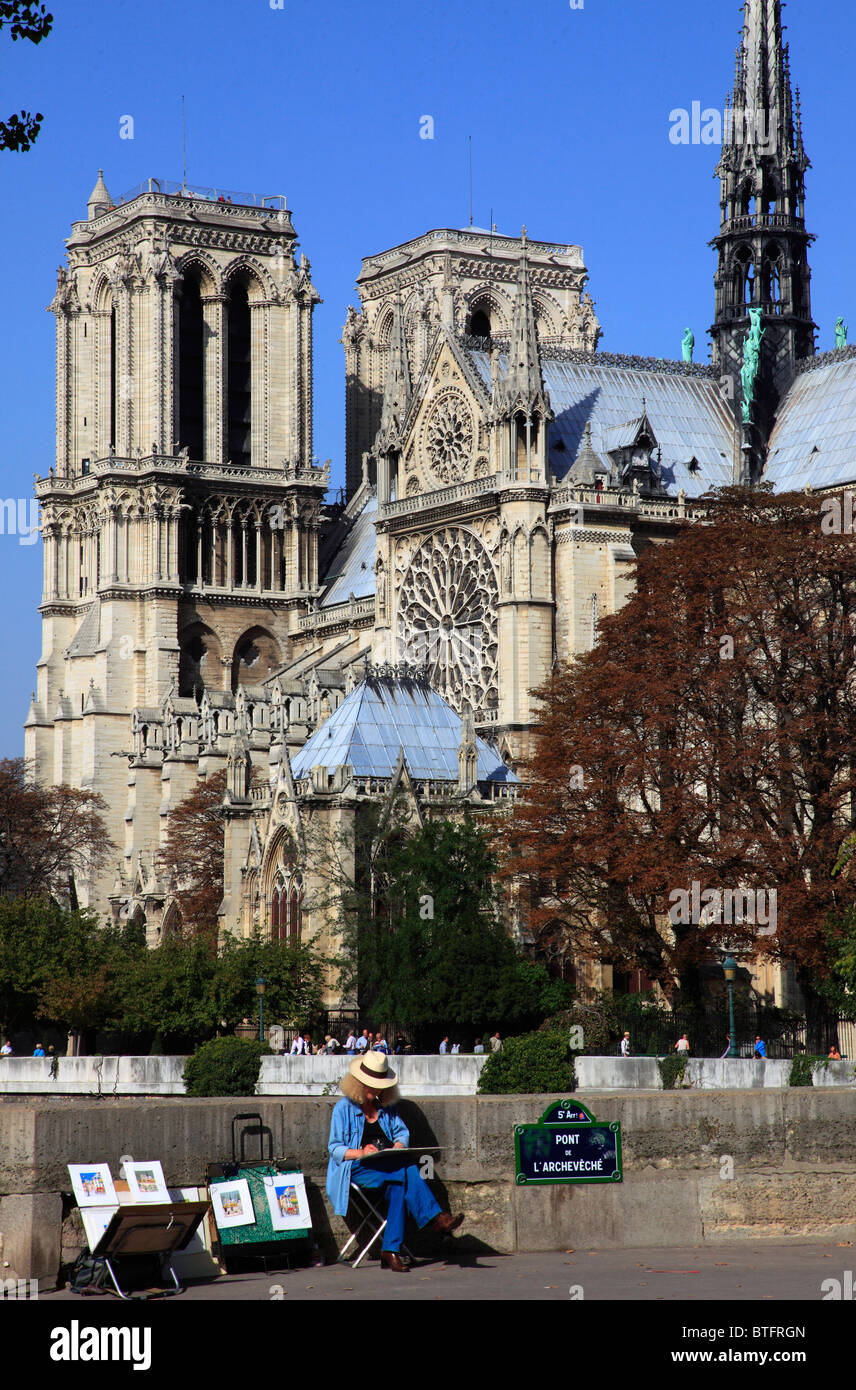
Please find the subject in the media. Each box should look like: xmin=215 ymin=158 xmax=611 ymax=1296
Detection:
xmin=25 ymin=2 xmax=848 ymax=1009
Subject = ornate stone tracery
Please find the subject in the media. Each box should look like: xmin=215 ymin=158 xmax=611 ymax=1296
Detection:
xmin=397 ymin=526 xmax=498 ymax=713
xmin=423 ymin=389 xmax=474 ymax=485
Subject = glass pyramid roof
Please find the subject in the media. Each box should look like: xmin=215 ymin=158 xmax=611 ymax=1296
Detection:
xmin=290 ymin=676 xmax=514 ymax=783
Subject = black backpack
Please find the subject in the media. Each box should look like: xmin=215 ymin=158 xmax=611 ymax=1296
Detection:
xmin=69 ymin=1251 xmax=109 ymax=1295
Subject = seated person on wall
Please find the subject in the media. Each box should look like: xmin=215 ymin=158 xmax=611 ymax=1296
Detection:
xmin=326 ymin=1051 xmax=463 ymax=1272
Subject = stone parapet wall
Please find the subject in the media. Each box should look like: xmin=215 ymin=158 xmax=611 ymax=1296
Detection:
xmin=2 ymin=1054 xmax=855 ymax=1096
xmin=2 ymin=1089 xmax=856 ymax=1285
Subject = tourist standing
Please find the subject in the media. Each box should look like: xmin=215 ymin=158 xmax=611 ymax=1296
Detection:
xmin=490 ymin=1032 xmax=503 ymax=1054
xmin=620 ymin=1032 xmax=631 ymax=1057
xmin=674 ymin=1034 xmax=690 ymax=1056
xmin=345 ymin=1030 xmax=358 ymax=1055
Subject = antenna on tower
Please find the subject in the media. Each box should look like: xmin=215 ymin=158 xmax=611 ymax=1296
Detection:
xmin=182 ymin=95 xmax=187 ymax=191
xmin=468 ymin=135 xmax=473 ymax=226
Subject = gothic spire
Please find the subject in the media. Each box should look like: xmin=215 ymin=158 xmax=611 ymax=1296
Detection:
xmin=710 ymin=0 xmax=815 ymax=477
xmin=496 ymin=228 xmax=552 ymax=421
xmin=721 ymin=0 xmax=808 ymax=172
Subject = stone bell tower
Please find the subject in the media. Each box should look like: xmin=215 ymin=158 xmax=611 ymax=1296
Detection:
xmin=26 ymin=173 xmax=328 ymax=912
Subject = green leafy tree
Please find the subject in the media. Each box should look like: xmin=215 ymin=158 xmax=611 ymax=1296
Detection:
xmin=114 ymin=935 xmax=218 ymax=1050
xmin=212 ymin=933 xmax=329 ymax=1034
xmin=0 ymin=896 xmax=132 ymax=1040
xmin=0 ymin=2 xmax=53 ymax=152
xmin=350 ymin=816 xmax=570 ymax=1031
xmin=35 ymin=915 xmax=139 ymax=1044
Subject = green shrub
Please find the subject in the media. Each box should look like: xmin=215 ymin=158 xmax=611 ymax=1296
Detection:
xmin=788 ymin=1054 xmax=827 ymax=1088
xmin=183 ymin=1036 xmax=270 ymax=1097
xmin=477 ymin=1030 xmax=576 ymax=1095
xmin=657 ymin=1055 xmax=689 ymax=1090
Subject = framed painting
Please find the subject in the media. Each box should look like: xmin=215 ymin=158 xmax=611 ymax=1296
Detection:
xmin=68 ymin=1163 xmax=118 ymax=1207
xmin=210 ymin=1177 xmax=255 ymax=1230
xmin=124 ymin=1160 xmax=169 ymax=1204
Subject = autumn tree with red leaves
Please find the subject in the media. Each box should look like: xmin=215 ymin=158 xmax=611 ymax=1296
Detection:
xmin=0 ymin=757 xmax=112 ymax=902
xmin=500 ymin=488 xmax=856 ymax=1030
xmin=158 ymin=771 xmax=227 ymax=944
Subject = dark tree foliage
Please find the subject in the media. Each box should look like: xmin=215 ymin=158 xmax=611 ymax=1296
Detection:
xmin=351 ymin=816 xmax=570 ymax=1031
xmin=0 ymin=895 xmax=131 ymax=1035
xmin=500 ymin=487 xmax=856 ymax=1024
xmin=0 ymin=2 xmax=53 ymax=152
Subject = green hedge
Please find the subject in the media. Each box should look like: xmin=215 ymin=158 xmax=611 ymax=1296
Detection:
xmin=477 ymin=1030 xmax=576 ymax=1094
xmin=183 ymin=1036 xmax=270 ymax=1097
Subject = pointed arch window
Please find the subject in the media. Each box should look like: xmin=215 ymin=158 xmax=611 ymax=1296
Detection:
xmin=270 ymin=867 xmax=303 ymax=942
xmin=763 ymin=246 xmax=782 ymax=307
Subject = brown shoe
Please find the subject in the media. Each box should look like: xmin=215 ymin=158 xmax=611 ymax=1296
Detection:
xmin=380 ymin=1251 xmax=409 ymax=1272
xmin=431 ymin=1212 xmax=464 ymax=1235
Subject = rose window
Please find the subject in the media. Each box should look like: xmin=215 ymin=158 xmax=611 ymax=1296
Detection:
xmin=425 ymin=393 xmax=474 ymax=485
xmin=397 ymin=528 xmax=498 ymax=713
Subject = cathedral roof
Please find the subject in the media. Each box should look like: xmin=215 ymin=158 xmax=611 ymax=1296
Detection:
xmin=470 ymin=349 xmax=735 ymax=496
xmin=320 ymin=491 xmax=378 ymax=606
xmin=290 ymin=673 xmax=514 ymax=783
xmin=765 ymin=354 xmax=856 ymax=490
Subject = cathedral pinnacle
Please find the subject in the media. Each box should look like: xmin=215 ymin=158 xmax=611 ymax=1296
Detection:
xmin=495 ymin=232 xmax=552 ymax=422
xmin=87 ymin=169 xmax=113 ymax=220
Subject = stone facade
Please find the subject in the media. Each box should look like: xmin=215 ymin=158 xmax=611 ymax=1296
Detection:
xmin=26 ymin=4 xmax=829 ymax=1017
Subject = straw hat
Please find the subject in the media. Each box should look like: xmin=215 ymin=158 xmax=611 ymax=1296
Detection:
xmin=348 ymin=1051 xmax=398 ymax=1090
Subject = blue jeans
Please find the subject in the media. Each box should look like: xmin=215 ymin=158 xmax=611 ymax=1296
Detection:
xmin=351 ymin=1157 xmax=441 ymax=1252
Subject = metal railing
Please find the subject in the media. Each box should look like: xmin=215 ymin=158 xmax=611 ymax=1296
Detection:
xmin=118 ymin=178 xmax=288 ymax=211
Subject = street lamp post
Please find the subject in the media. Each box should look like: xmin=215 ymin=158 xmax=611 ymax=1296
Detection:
xmin=255 ymin=977 xmax=266 ymax=1044
xmin=723 ymin=955 xmax=739 ymax=1058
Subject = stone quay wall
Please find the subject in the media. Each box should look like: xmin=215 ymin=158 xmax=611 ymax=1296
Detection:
xmin=1 ymin=1054 xmax=854 ymax=1096
xmin=2 ymin=1088 xmax=856 ymax=1286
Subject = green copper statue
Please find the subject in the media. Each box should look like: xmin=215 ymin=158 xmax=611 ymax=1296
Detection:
xmin=740 ymin=307 xmax=765 ymax=424
xmin=682 ymin=328 xmax=694 ymax=364
xmin=836 ymin=317 xmax=848 ymax=350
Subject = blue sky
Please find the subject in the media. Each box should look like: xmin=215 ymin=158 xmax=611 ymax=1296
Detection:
xmin=0 ymin=0 xmax=851 ymax=756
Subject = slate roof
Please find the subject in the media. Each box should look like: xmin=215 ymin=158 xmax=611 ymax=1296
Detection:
xmin=469 ymin=350 xmax=736 ymax=497
xmin=766 ymin=356 xmax=856 ymax=490
xmin=290 ymin=676 xmax=515 ymax=783
xmin=320 ymin=492 xmax=378 ymax=607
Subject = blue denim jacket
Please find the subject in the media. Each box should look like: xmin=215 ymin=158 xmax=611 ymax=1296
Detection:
xmin=326 ymin=1097 xmax=410 ymax=1216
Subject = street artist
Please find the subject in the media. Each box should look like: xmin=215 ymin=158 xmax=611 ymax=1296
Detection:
xmin=326 ymin=1050 xmax=463 ymax=1271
